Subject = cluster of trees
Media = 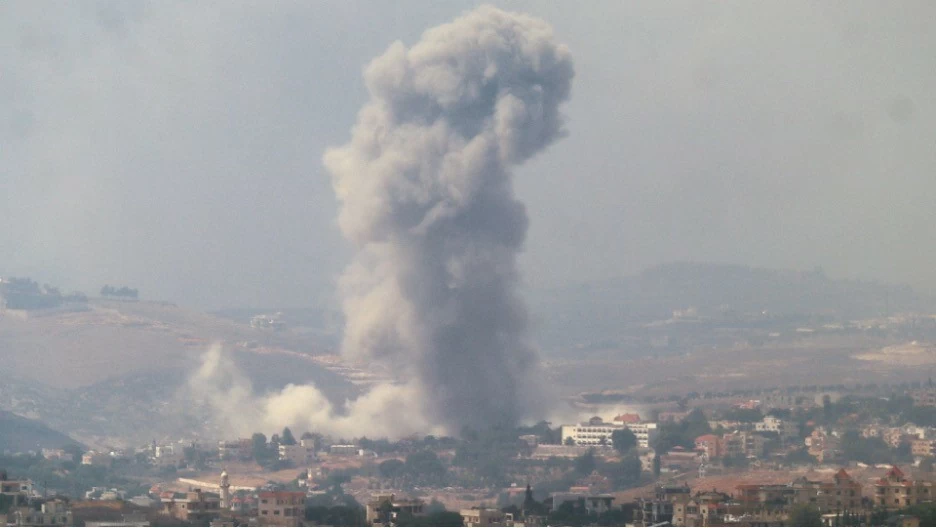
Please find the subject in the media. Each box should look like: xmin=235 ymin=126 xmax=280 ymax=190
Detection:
xmin=250 ymin=427 xmax=299 ymax=470
xmin=653 ymin=409 xmax=712 ymax=452
xmin=100 ymin=285 xmax=139 ymax=299
xmin=0 ymin=277 xmax=87 ymax=310
xmin=378 ymin=450 xmax=447 ymax=487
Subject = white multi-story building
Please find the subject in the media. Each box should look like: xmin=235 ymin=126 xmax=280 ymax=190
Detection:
xmin=755 ymin=415 xmax=800 ymax=439
xmin=561 ymin=417 xmax=659 ymax=448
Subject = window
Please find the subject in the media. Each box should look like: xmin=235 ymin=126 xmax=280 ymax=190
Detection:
xmin=274 ymin=510 xmax=280 ymax=515
xmin=261 ymin=510 xmax=268 ymax=515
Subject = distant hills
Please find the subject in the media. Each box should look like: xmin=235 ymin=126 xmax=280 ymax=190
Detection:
xmin=0 ymin=410 xmax=81 ymax=453
xmin=528 ymin=262 xmax=936 ymax=352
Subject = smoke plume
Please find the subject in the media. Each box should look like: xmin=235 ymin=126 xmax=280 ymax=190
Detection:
xmin=189 ymin=343 xmax=444 ymax=439
xmin=325 ymin=5 xmax=574 ymax=433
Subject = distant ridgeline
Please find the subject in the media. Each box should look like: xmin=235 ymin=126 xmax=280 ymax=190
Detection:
xmin=100 ymin=285 xmax=139 ymax=300
xmin=0 ymin=277 xmax=87 ymax=311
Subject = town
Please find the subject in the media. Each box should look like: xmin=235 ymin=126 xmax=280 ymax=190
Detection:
xmin=6 ymin=381 xmax=936 ymax=526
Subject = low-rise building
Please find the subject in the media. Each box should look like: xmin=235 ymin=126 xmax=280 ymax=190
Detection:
xmin=365 ymin=494 xmax=426 ymax=526
xmin=461 ymin=507 xmax=508 ymax=527
xmin=636 ymin=484 xmax=692 ymax=526
xmin=10 ymin=499 xmax=74 ymax=527
xmin=278 ymin=444 xmax=315 ymax=467
xmin=549 ymin=492 xmax=614 ymax=515
xmin=161 ymin=489 xmax=222 ymax=524
xmin=694 ymin=434 xmax=723 ymax=459
xmin=874 ymin=466 xmax=936 ymax=509
xmin=82 ymin=451 xmax=112 ymax=467
xmin=257 ymin=491 xmax=305 ymax=526
xmin=755 ymin=415 xmax=799 ymax=440
xmin=672 ymin=490 xmax=731 ymax=527
xmin=912 ymin=438 xmax=936 ymax=458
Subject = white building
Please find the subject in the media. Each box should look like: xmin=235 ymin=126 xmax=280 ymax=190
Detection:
xmin=755 ymin=415 xmax=800 ymax=439
xmin=278 ymin=444 xmax=315 ymax=466
xmin=561 ymin=416 xmax=659 ymax=448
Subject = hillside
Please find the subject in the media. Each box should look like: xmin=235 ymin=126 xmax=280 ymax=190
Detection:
xmin=529 ymin=262 xmax=936 ymax=352
xmin=0 ymin=410 xmax=81 ymax=453
xmin=0 ymin=298 xmax=359 ymax=447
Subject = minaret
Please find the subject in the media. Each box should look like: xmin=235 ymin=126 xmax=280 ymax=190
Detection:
xmin=219 ymin=469 xmax=230 ymax=510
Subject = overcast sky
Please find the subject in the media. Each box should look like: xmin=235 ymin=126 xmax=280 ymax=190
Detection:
xmin=2 ymin=1 xmax=934 ymax=309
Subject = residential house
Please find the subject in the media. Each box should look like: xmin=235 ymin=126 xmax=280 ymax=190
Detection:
xmin=636 ymin=484 xmax=691 ymax=526
xmin=278 ymin=444 xmax=315 ymax=467
xmin=365 ymin=494 xmax=426 ymax=526
xmin=672 ymin=490 xmax=731 ymax=526
xmin=161 ymin=489 xmax=222 ymax=524
xmin=874 ymin=466 xmax=936 ymax=509
xmin=461 ymin=507 xmax=508 ymax=527
xmin=257 ymin=491 xmax=306 ymax=526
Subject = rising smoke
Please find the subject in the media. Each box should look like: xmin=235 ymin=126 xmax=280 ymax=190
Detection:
xmin=191 ymin=5 xmax=574 ymax=438
xmin=325 ymin=5 xmax=574 ymax=433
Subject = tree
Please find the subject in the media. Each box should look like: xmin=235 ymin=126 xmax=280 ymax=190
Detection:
xmin=281 ymin=427 xmax=297 ymax=446
xmin=564 ymin=437 xmax=576 ymax=446
xmin=652 ymin=454 xmax=661 ymax=477
xmin=611 ymin=428 xmax=638 ymax=454
xmin=616 ymin=454 xmax=643 ymax=487
xmin=574 ymin=450 xmax=596 ymax=476
xmin=404 ymin=450 xmax=447 ymax=485
xmin=379 ymin=459 xmax=405 ymax=485
xmin=787 ymin=504 xmax=822 ymax=526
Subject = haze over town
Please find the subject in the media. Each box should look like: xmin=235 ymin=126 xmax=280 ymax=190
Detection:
xmin=2 ymin=2 xmax=936 ymax=527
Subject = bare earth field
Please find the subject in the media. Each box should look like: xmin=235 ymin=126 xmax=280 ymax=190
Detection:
xmin=544 ymin=335 xmax=936 ymax=401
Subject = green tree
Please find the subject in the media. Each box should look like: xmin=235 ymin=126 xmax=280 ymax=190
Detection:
xmin=787 ymin=504 xmax=822 ymax=527
xmin=617 ymin=454 xmax=643 ymax=487
xmin=564 ymin=437 xmax=576 ymax=446
xmin=281 ymin=427 xmax=297 ymax=446
xmin=574 ymin=450 xmax=596 ymax=476
xmin=652 ymin=454 xmax=661 ymax=477
xmin=611 ymin=428 xmax=637 ymax=454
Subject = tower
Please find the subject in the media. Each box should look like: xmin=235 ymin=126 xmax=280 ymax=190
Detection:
xmin=219 ymin=469 xmax=230 ymax=510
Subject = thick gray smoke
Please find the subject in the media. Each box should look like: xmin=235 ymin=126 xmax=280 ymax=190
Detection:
xmin=325 ymin=5 xmax=574 ymax=433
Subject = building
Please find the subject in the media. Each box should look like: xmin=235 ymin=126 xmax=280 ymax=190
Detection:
xmin=365 ymin=494 xmax=426 ymax=526
xmin=912 ymin=439 xmax=936 ymax=458
xmin=874 ymin=466 xmax=936 ymax=509
xmin=218 ymin=440 xmax=251 ymax=461
xmin=723 ymin=431 xmax=767 ymax=459
xmin=788 ymin=469 xmax=862 ymax=511
xmin=672 ymin=490 xmax=731 ymax=527
xmin=549 ymin=493 xmax=615 ymax=515
xmin=911 ymin=389 xmax=936 ymax=407
xmin=694 ymin=435 xmax=723 ymax=459
xmin=329 ymin=444 xmax=360 ymax=456
xmin=161 ymin=489 xmax=222 ymax=524
xmin=736 ymin=468 xmax=862 ymax=514
xmin=805 ymin=428 xmax=842 ymax=463
xmin=257 ymin=491 xmax=306 ymax=526
xmin=461 ymin=507 xmax=508 ymax=527
xmin=561 ymin=416 xmax=659 ymax=448
xmin=278 ymin=444 xmax=315 ymax=466
xmin=636 ymin=484 xmax=692 ymax=526
xmin=10 ymin=499 xmax=74 ymax=527
xmin=82 ymin=451 xmax=112 ymax=467
xmin=755 ymin=415 xmax=800 ymax=440
xmin=612 ymin=413 xmax=642 ymax=425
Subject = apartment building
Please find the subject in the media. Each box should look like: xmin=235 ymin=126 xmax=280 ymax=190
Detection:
xmin=875 ymin=466 xmax=936 ymax=509
xmin=258 ymin=491 xmax=306 ymax=527
xmin=561 ymin=416 xmax=659 ymax=448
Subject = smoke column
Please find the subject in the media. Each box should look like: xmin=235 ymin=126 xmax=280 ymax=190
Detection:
xmin=325 ymin=5 xmax=574 ymax=433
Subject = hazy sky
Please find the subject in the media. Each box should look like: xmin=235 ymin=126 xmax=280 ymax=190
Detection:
xmin=2 ymin=1 xmax=934 ymax=309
